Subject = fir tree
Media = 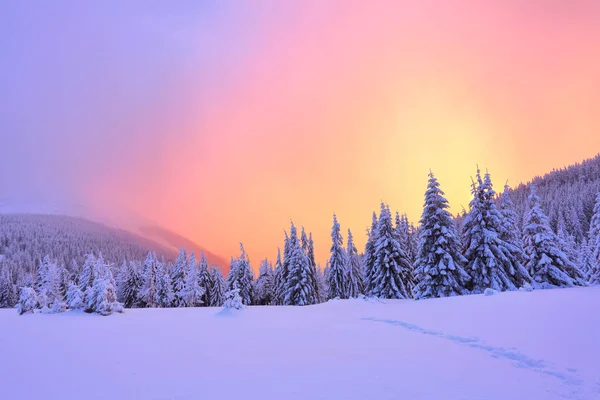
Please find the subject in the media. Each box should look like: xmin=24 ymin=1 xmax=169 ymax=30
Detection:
xmin=223 ymin=282 xmax=244 ymax=310
xmin=198 ymin=252 xmax=211 ymax=307
xmin=91 ymin=276 xmax=123 ymax=316
xmin=184 ymin=252 xmax=205 ymax=306
xmin=285 ymin=222 xmax=316 ymax=305
xmin=0 ymin=266 xmax=16 ymax=308
xmin=588 ymin=192 xmax=600 ymax=285
xmin=255 ymin=259 xmax=274 ymax=305
xmin=413 ymin=172 xmax=470 ymax=299
xmin=119 ymin=261 xmax=142 ymax=308
xmin=78 ymin=253 xmax=96 ymax=294
xmin=155 ymin=261 xmax=174 ymax=308
xmin=171 ymin=248 xmax=188 ymax=307
xmin=17 ymin=287 xmax=38 ymax=315
xmin=498 ymin=184 xmax=533 ymax=288
xmin=371 ymin=203 xmax=412 ymax=299
xmin=463 ymin=170 xmax=529 ymax=293
xmin=66 ymin=281 xmax=84 ymax=310
xmin=37 ymin=255 xmax=63 ymax=309
xmin=327 ymin=214 xmax=347 ymax=299
xmin=577 ymin=239 xmax=595 ymax=280
xmin=227 ymin=244 xmax=253 ymax=305
xmin=307 ymin=233 xmax=320 ymax=303
xmin=138 ymin=251 xmax=160 ymax=308
xmin=523 ymin=187 xmax=587 ymax=288
xmin=272 ymin=247 xmax=285 ymax=305
xmin=364 ymin=211 xmax=378 ymax=296
xmin=346 ymin=229 xmax=363 ymax=298
xmin=209 ymin=266 xmax=226 ymax=306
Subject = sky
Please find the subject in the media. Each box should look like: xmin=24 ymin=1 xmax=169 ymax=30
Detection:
xmin=1 ymin=1 xmax=600 ymax=268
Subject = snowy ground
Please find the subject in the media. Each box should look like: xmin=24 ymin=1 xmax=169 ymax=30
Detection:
xmin=1 ymin=287 xmax=599 ymax=400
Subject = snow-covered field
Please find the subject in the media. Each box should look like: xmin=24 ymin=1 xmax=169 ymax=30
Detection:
xmin=1 ymin=287 xmax=599 ymax=400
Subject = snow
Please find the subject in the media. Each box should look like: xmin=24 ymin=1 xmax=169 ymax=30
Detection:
xmin=1 ymin=287 xmax=599 ymax=400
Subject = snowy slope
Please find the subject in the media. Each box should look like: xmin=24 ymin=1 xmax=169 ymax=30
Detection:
xmin=1 ymin=287 xmax=599 ymax=400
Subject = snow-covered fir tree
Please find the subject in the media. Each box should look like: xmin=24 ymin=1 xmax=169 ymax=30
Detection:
xmin=307 ymin=232 xmax=321 ymax=303
xmin=272 ymin=247 xmax=285 ymax=305
xmin=587 ymin=192 xmax=600 ymax=285
xmin=345 ymin=229 xmax=363 ymax=298
xmin=155 ymin=261 xmax=174 ymax=308
xmin=36 ymin=255 xmax=63 ymax=309
xmin=577 ymin=239 xmax=595 ymax=280
xmin=498 ymin=184 xmax=533 ymax=288
xmin=371 ymin=203 xmax=412 ymax=299
xmin=138 ymin=251 xmax=160 ymax=308
xmin=117 ymin=261 xmax=142 ymax=308
xmin=198 ymin=252 xmax=211 ymax=307
xmin=255 ymin=259 xmax=274 ymax=305
xmin=208 ymin=266 xmax=225 ymax=306
xmin=0 ymin=266 xmax=17 ymax=308
xmin=223 ymin=282 xmax=244 ymax=310
xmin=17 ymin=287 xmax=38 ymax=315
xmin=171 ymin=248 xmax=188 ymax=307
xmin=413 ymin=172 xmax=470 ymax=299
xmin=226 ymin=244 xmax=253 ymax=305
xmin=316 ymin=264 xmax=328 ymax=303
xmin=523 ymin=187 xmax=587 ymax=288
xmin=327 ymin=214 xmax=347 ymax=300
xmin=284 ymin=222 xmax=316 ymax=306
xmin=364 ymin=211 xmax=379 ymax=296
xmin=90 ymin=276 xmax=123 ymax=316
xmin=463 ymin=170 xmax=531 ymax=293
xmin=66 ymin=281 xmax=84 ymax=310
xmin=78 ymin=253 xmax=96 ymax=294
xmin=183 ymin=252 xmax=205 ymax=306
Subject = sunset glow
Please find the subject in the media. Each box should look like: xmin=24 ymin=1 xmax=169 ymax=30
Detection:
xmin=2 ymin=0 xmax=600 ymax=267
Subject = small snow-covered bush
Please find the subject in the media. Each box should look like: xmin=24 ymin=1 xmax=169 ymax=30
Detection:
xmin=50 ymin=301 xmax=67 ymax=313
xmin=483 ymin=288 xmax=498 ymax=296
xmin=66 ymin=282 xmax=85 ymax=310
xmin=223 ymin=287 xmax=244 ymax=310
xmin=92 ymin=278 xmax=124 ymax=316
xmin=519 ymin=283 xmax=533 ymax=292
xmin=17 ymin=287 xmax=38 ymax=315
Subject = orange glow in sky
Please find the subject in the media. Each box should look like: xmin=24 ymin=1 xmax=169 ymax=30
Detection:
xmin=15 ymin=1 xmax=597 ymax=268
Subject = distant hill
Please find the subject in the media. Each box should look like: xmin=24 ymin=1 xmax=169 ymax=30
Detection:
xmin=0 ymin=214 xmax=227 ymax=281
xmin=509 ymin=153 xmax=600 ymax=242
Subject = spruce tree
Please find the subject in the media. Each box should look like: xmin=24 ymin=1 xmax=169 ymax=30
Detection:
xmin=37 ymin=255 xmax=63 ymax=309
xmin=307 ymin=233 xmax=320 ymax=303
xmin=255 ymin=259 xmax=274 ymax=305
xmin=327 ymin=214 xmax=347 ymax=299
xmin=120 ymin=261 xmax=142 ymax=308
xmin=413 ymin=172 xmax=470 ymax=299
xmin=364 ymin=212 xmax=378 ymax=296
xmin=155 ymin=261 xmax=174 ymax=308
xmin=463 ymin=170 xmax=528 ymax=293
xmin=226 ymin=244 xmax=253 ymax=305
xmin=588 ymin=192 xmax=600 ymax=285
xmin=198 ymin=252 xmax=211 ymax=307
xmin=346 ymin=229 xmax=363 ymax=298
xmin=66 ymin=281 xmax=84 ymax=310
xmin=371 ymin=203 xmax=412 ymax=299
xmin=209 ymin=266 xmax=226 ymax=306
xmin=184 ymin=252 xmax=205 ymax=306
xmin=273 ymin=247 xmax=285 ymax=305
xmin=138 ymin=251 xmax=160 ymax=308
xmin=78 ymin=253 xmax=96 ymax=294
xmin=17 ymin=287 xmax=38 ymax=315
xmin=171 ymin=248 xmax=188 ymax=307
xmin=523 ymin=187 xmax=587 ymax=288
xmin=285 ymin=222 xmax=316 ymax=305
xmin=498 ymin=184 xmax=533 ymax=288
xmin=0 ymin=266 xmax=16 ymax=308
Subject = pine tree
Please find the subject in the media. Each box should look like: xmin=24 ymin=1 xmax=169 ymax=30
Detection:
xmin=226 ymin=244 xmax=253 ymax=305
xmin=346 ymin=229 xmax=363 ymax=298
xmin=171 ymin=248 xmax=188 ymax=307
xmin=209 ymin=266 xmax=226 ymax=306
xmin=307 ymin=233 xmax=320 ymax=303
xmin=78 ymin=253 xmax=96 ymax=294
xmin=17 ymin=287 xmax=38 ymax=315
xmin=577 ymin=238 xmax=594 ymax=280
xmin=66 ymin=281 xmax=84 ymax=310
xmin=155 ymin=261 xmax=174 ymax=308
xmin=364 ymin=212 xmax=378 ymax=296
xmin=498 ymin=184 xmax=533 ymax=288
xmin=37 ymin=255 xmax=63 ymax=309
xmin=588 ymin=192 xmax=600 ymax=285
xmin=285 ymin=222 xmax=316 ymax=306
xmin=0 ymin=266 xmax=16 ymax=308
xmin=316 ymin=264 xmax=328 ymax=303
xmin=198 ymin=252 xmax=211 ymax=307
xmin=272 ymin=247 xmax=285 ymax=305
xmin=413 ymin=172 xmax=470 ymax=299
xmin=91 ymin=276 xmax=124 ymax=316
xmin=119 ymin=261 xmax=142 ymax=308
xmin=463 ymin=170 xmax=529 ymax=293
xmin=255 ymin=259 xmax=274 ymax=305
xmin=371 ymin=203 xmax=412 ymax=299
xmin=327 ymin=214 xmax=347 ymax=299
xmin=523 ymin=187 xmax=587 ymax=288
xmin=138 ymin=251 xmax=160 ymax=308
xmin=183 ymin=252 xmax=205 ymax=306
